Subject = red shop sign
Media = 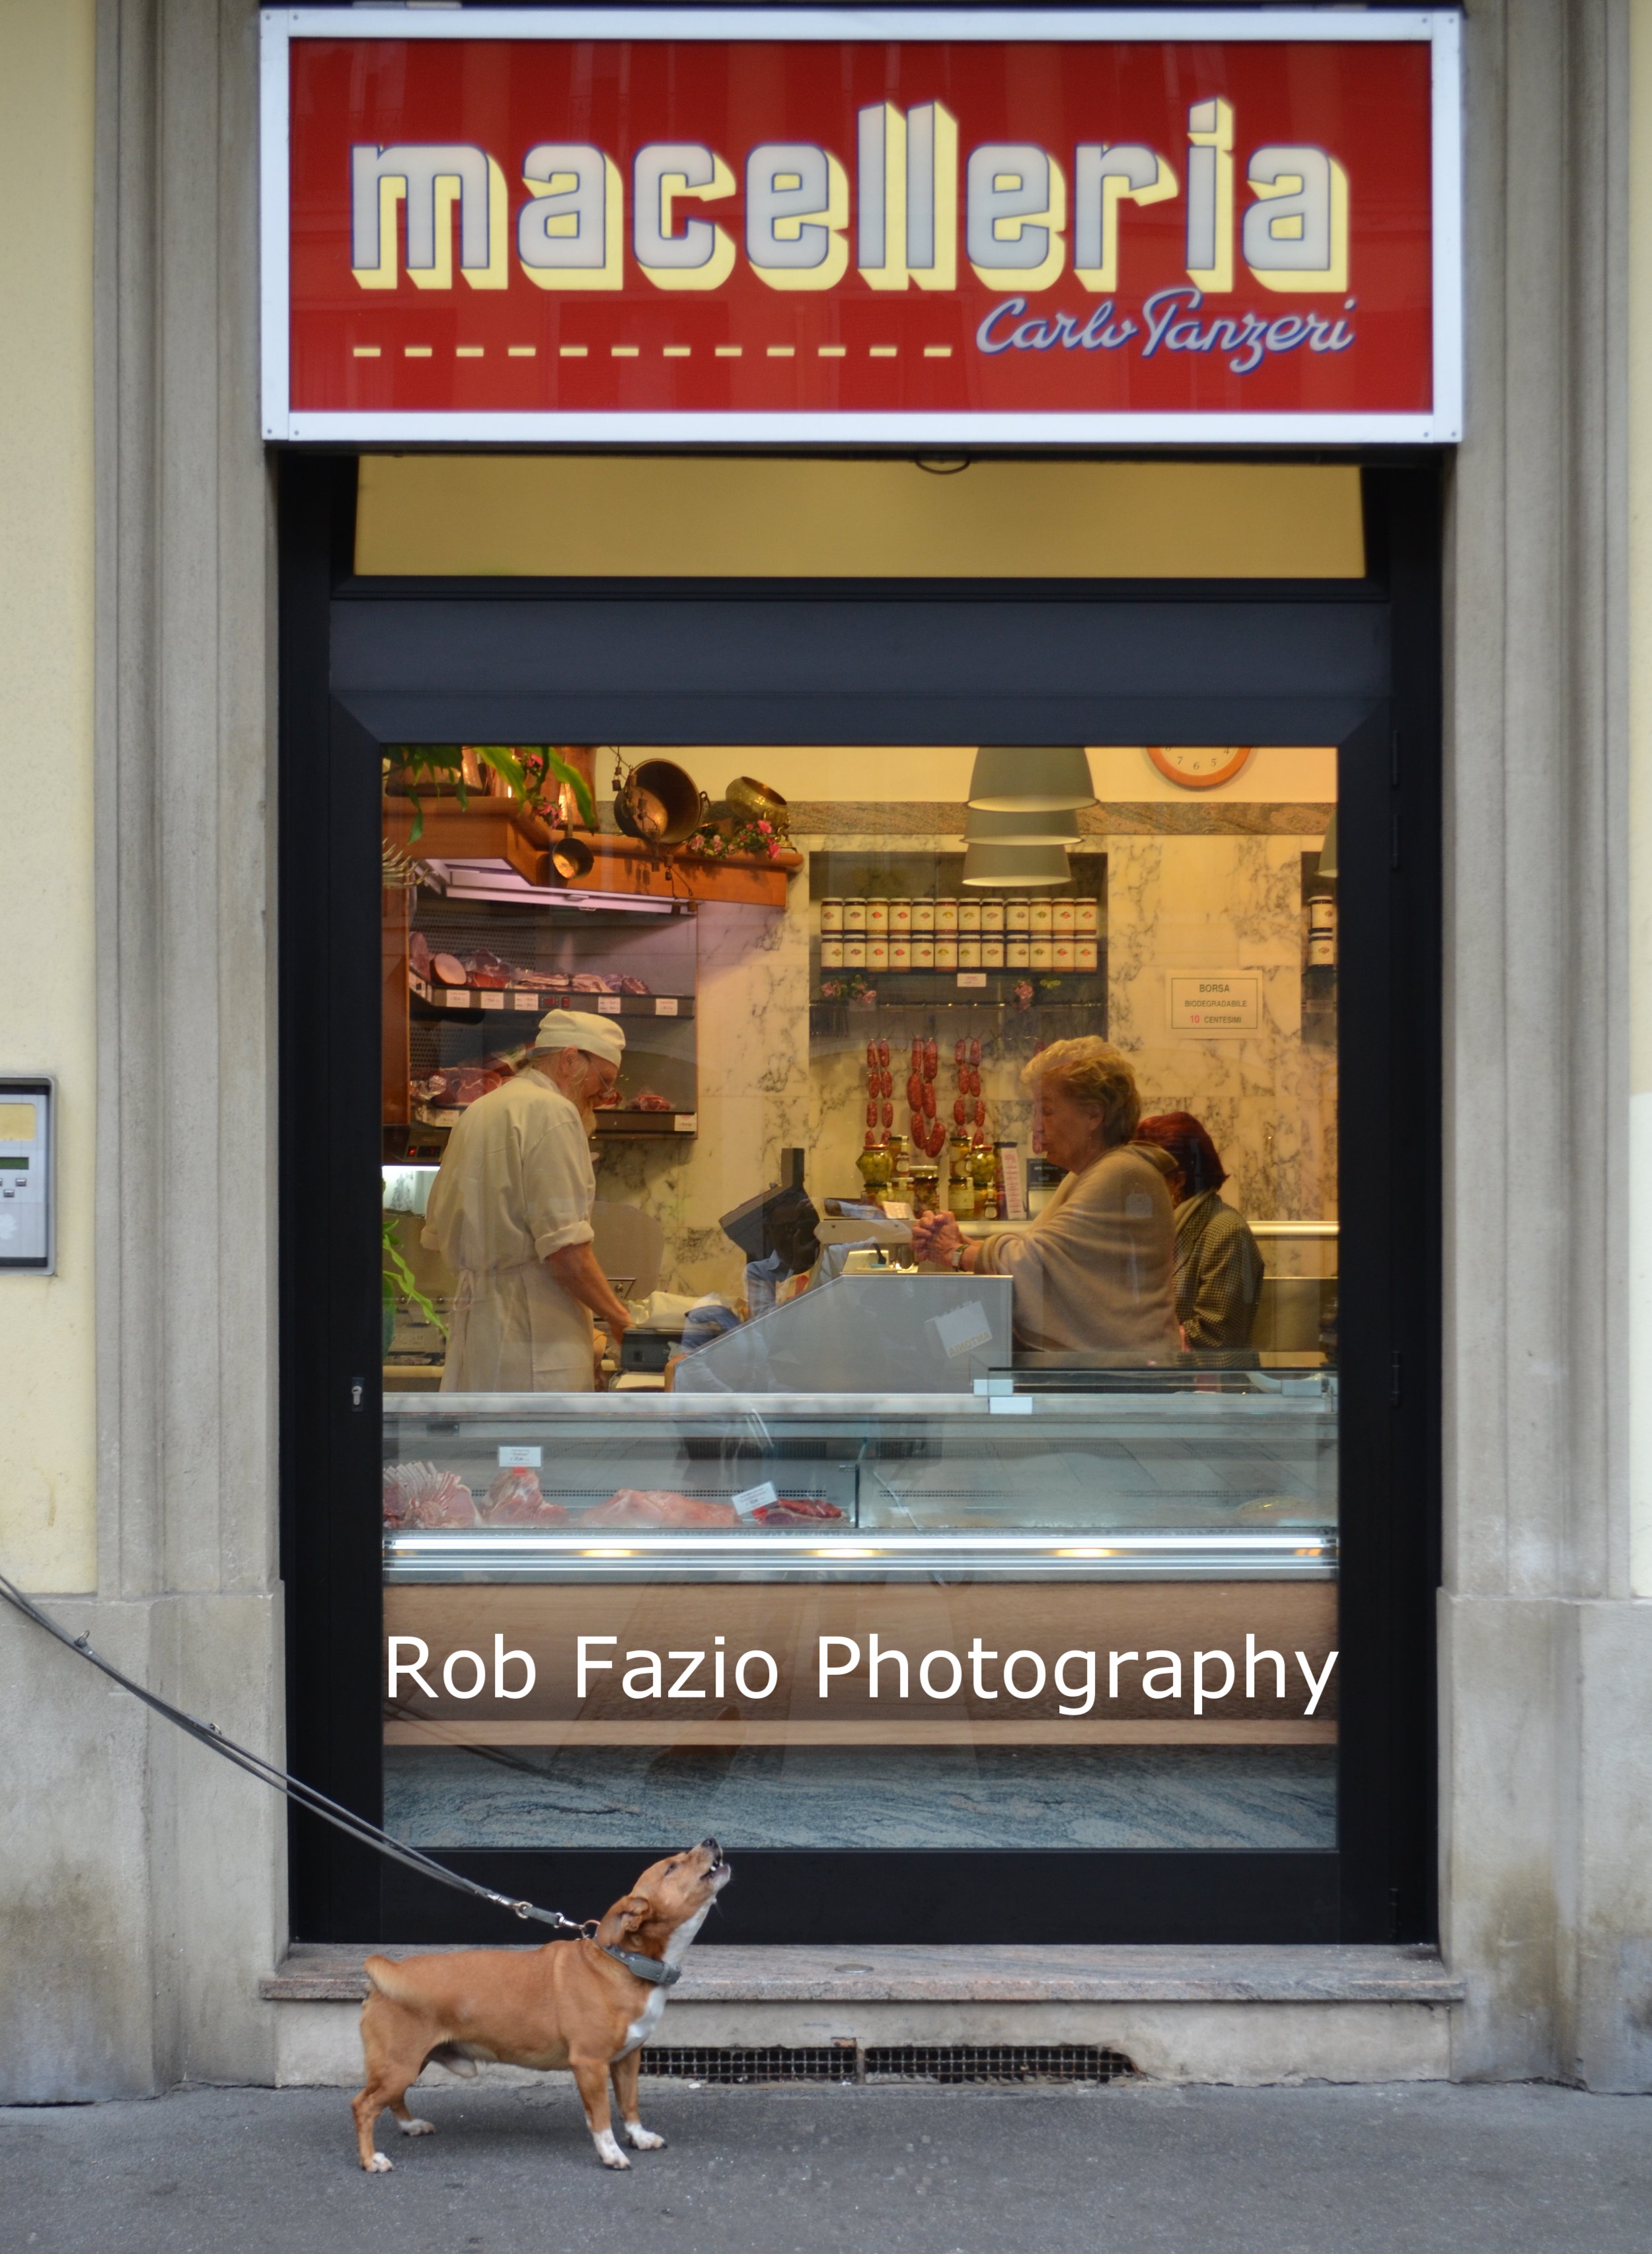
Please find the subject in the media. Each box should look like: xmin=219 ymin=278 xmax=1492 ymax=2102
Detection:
xmin=262 ymin=9 xmax=1462 ymax=446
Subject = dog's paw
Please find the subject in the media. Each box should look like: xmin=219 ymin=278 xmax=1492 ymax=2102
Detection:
xmin=364 ymin=2152 xmax=394 ymax=2173
xmin=625 ymin=2126 xmax=667 ymax=2151
xmin=397 ymin=2117 xmax=436 ymax=2138
xmin=593 ymin=2131 xmax=631 ymax=2170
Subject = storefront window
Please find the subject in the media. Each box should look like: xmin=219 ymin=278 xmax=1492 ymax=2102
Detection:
xmin=379 ymin=744 xmax=1339 ymax=1858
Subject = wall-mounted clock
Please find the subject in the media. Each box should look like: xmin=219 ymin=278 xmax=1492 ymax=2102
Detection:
xmin=1146 ymin=746 xmax=1254 ymax=790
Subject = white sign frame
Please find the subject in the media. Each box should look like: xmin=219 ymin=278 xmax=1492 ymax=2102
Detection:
xmin=259 ymin=7 xmax=1463 ymax=447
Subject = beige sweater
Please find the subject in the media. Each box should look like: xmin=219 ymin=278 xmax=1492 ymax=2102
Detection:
xmin=976 ymin=1143 xmax=1180 ymax=1357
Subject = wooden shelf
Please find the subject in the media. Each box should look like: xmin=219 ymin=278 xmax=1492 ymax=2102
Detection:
xmin=385 ymin=799 xmax=801 ymax=908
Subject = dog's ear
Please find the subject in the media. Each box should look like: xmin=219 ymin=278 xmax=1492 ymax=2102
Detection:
xmin=607 ymin=1892 xmax=653 ymax=1939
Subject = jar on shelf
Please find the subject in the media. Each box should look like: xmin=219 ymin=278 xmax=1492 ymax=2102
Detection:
xmin=936 ymin=896 xmax=959 ymax=933
xmin=913 ymin=899 xmax=936 ymax=933
xmin=1006 ymin=898 xmax=1031 ymax=931
xmin=820 ymin=898 xmax=845 ymax=933
xmin=1308 ymin=892 xmax=1337 ymax=966
xmin=1074 ymin=898 xmax=1099 ymax=935
xmin=909 ymin=1161 xmax=941 ymax=1216
xmin=1053 ymin=899 xmax=1076 ymax=935
xmin=890 ymin=939 xmax=911 ymax=970
xmin=821 ymin=938 xmax=845 ymax=968
xmin=981 ymin=899 xmax=1006 ymax=934
xmin=845 ymin=939 xmax=868 ymax=968
xmin=889 ymin=899 xmax=913 ymax=935
xmin=957 ymin=939 xmax=981 ymax=968
xmin=948 ymin=1141 xmax=976 ymax=1219
xmin=1030 ymin=900 xmax=1053 ymax=934
xmin=845 ymin=898 xmax=868 ymax=933
xmin=1076 ymin=939 xmax=1098 ymax=971
xmin=982 ymin=939 xmax=1006 ymax=968
xmin=1030 ymin=939 xmax=1053 ymax=969
xmin=868 ymin=938 xmax=889 ymax=970
xmin=936 ymin=937 xmax=959 ymax=970
xmin=913 ymin=938 xmax=936 ymax=970
xmin=1053 ymin=939 xmax=1075 ymax=970
xmin=1006 ymin=937 xmax=1031 ymax=968
xmin=959 ymin=898 xmax=982 ymax=933
xmin=867 ymin=899 xmax=889 ymax=933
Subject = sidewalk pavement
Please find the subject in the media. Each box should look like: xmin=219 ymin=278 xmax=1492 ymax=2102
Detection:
xmin=3 ymin=2078 xmax=1647 ymax=2254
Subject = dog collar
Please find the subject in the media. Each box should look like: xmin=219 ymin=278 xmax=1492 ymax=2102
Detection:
xmin=600 ymin=1945 xmax=681 ymax=1988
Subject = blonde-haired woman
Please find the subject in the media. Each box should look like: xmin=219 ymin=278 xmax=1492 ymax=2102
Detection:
xmin=911 ymin=1038 xmax=1179 ymax=1360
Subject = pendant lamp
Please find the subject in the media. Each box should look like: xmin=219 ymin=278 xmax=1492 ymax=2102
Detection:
xmin=964 ymin=804 xmax=1083 ymax=847
xmin=960 ymin=841 xmax=1072 ymax=888
xmin=1315 ymin=809 xmax=1338 ymax=881
xmin=967 ymin=745 xmax=1096 ymax=812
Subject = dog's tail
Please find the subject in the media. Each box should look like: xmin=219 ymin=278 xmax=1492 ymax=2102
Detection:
xmin=362 ymin=1955 xmax=422 ymax=2006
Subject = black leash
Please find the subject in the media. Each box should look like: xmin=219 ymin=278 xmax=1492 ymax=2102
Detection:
xmin=0 ymin=1567 xmax=593 ymax=1939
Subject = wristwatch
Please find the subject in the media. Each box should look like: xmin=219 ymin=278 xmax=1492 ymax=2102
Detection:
xmin=951 ymin=1243 xmax=968 ymax=1271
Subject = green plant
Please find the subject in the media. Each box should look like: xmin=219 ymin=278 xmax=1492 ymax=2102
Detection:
xmin=383 ymin=1214 xmax=447 ymax=1337
xmin=385 ymin=745 xmax=596 ymax=842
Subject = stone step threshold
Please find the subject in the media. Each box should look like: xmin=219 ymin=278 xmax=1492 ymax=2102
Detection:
xmin=262 ymin=1943 xmax=1464 ymax=2009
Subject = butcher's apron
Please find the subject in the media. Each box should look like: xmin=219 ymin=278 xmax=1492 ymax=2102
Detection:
xmin=441 ymin=1260 xmax=595 ymax=1393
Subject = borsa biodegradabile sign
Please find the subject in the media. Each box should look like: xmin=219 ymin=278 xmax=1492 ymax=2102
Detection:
xmin=264 ymin=9 xmax=1460 ymax=444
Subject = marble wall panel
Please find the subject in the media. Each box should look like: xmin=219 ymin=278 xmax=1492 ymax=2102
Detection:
xmin=595 ymin=895 xmax=813 ymax=1299
xmin=1106 ymin=834 xmax=1336 ymax=1222
xmin=593 ymin=818 xmax=1334 ymax=1297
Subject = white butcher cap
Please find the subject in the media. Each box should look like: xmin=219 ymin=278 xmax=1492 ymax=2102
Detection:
xmin=533 ymin=1008 xmax=626 ymax=1068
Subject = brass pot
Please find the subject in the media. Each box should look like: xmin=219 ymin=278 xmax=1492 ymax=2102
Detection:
xmin=615 ymin=758 xmax=707 ymax=847
xmin=548 ymin=827 xmax=595 ymax=882
xmin=726 ymin=775 xmax=790 ymax=832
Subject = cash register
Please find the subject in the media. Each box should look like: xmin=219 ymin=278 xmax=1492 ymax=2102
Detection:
xmin=668 ymin=1175 xmax=1012 ymax=1395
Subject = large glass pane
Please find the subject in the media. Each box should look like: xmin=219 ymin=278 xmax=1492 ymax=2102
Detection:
xmin=380 ymin=743 xmax=1339 ymax=1873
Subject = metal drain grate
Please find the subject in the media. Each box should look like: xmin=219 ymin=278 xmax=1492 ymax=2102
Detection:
xmin=640 ymin=2045 xmax=856 ymax=2085
xmin=640 ymin=2042 xmax=1134 ymax=2087
xmin=863 ymin=2044 xmax=1134 ymax=2085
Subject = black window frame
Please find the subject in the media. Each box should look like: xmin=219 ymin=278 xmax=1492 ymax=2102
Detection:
xmin=278 ymin=454 xmax=1440 ymax=1947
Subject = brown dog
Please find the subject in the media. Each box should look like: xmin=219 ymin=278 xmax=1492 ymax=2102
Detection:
xmin=351 ymin=1838 xmax=731 ymax=2171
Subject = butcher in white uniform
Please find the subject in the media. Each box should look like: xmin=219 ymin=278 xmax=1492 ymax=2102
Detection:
xmin=423 ymin=1011 xmax=632 ymax=1392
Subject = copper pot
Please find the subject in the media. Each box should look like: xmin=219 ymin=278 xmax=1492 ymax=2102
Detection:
xmin=615 ymin=758 xmax=707 ymax=846
xmin=726 ymin=775 xmax=790 ymax=831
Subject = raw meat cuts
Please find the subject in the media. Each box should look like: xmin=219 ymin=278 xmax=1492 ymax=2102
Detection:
xmin=432 ymin=953 xmax=467 ymax=987
xmin=383 ymin=1462 xmax=477 ymax=1529
xmin=578 ymin=1488 xmax=740 ymax=1528
xmin=482 ymin=1467 xmax=570 ymax=1526
xmin=409 ymin=931 xmax=432 ymax=979
xmin=751 ymin=1498 xmax=845 ymax=1526
xmin=615 ymin=975 xmax=651 ymax=995
xmin=571 ymin=972 xmax=607 ymax=992
xmin=632 ymin=1090 xmax=673 ymax=1111
xmin=467 ymin=948 xmax=513 ymax=988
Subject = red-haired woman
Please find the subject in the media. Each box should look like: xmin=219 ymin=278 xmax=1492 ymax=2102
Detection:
xmin=1133 ymin=1112 xmax=1264 ymax=1353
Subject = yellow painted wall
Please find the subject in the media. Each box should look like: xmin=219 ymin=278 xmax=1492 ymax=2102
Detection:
xmin=0 ymin=1 xmax=96 ymax=1590
xmin=355 ymin=455 xmax=1365 ymax=579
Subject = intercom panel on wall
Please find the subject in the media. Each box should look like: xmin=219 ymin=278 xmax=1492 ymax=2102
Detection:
xmin=0 ymin=1078 xmax=54 ymax=1274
